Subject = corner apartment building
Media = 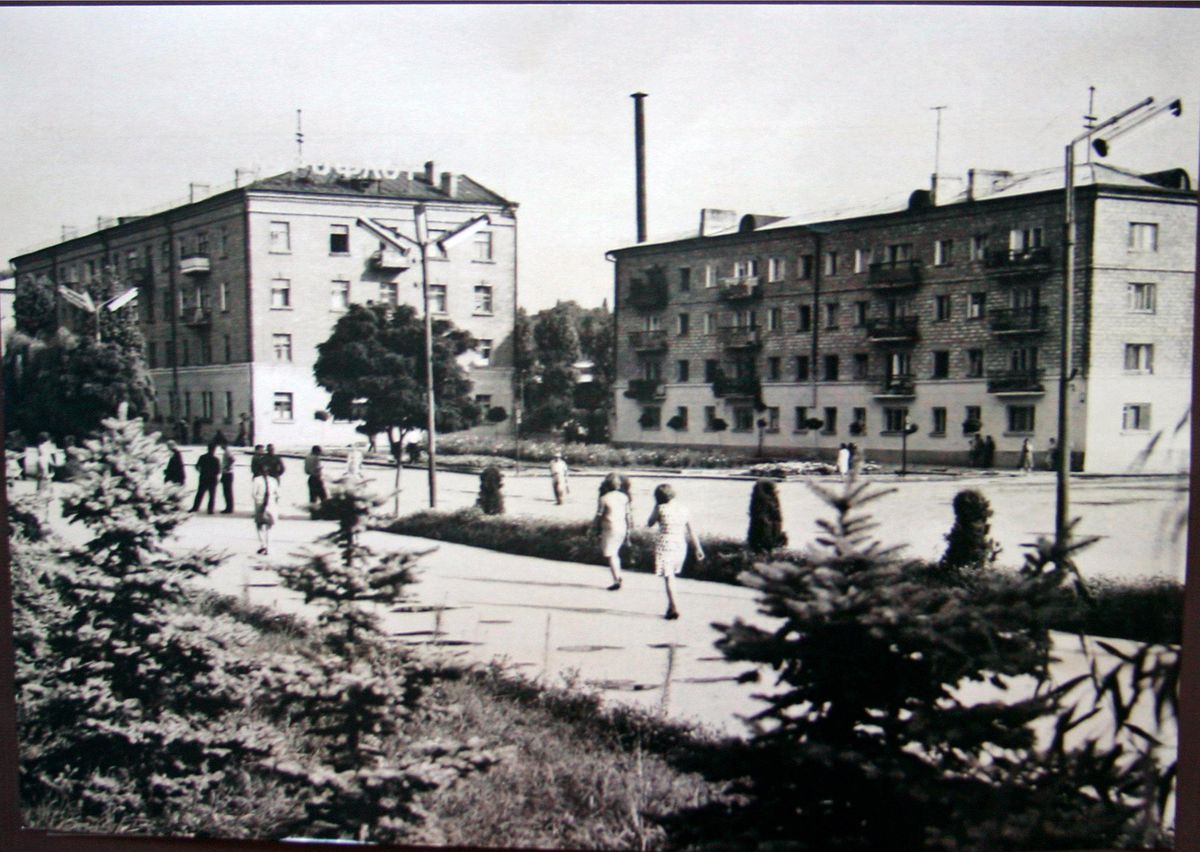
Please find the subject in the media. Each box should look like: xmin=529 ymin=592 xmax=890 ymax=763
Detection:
xmin=609 ymin=164 xmax=1194 ymax=473
xmin=10 ymin=162 xmax=518 ymax=447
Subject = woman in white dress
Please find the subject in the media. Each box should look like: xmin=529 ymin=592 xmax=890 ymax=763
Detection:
xmin=646 ymin=483 xmax=704 ymax=620
xmin=593 ymin=473 xmax=632 ymax=590
xmin=252 ymin=471 xmax=279 ymax=555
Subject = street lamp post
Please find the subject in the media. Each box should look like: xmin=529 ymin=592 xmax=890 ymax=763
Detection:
xmin=414 ymin=205 xmax=439 ymax=509
xmin=1055 ymin=95 xmax=1181 ymax=563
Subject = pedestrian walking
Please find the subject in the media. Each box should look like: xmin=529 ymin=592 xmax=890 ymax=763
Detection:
xmin=250 ymin=444 xmax=266 ymax=478
xmin=192 ymin=417 xmax=204 ymax=445
xmin=983 ymin=435 xmax=996 ymax=469
xmin=593 ymin=472 xmax=632 ymax=590
xmin=969 ymin=434 xmax=984 ymax=468
xmin=252 ymin=469 xmax=279 ymax=555
xmin=345 ymin=442 xmax=365 ymax=479
xmin=264 ymin=443 xmax=285 ymax=487
xmin=836 ymin=443 xmax=851 ymax=481
xmin=305 ymin=445 xmax=328 ymax=513
xmin=1046 ymin=437 xmax=1059 ymax=471
xmin=1019 ymin=438 xmax=1034 ymax=474
xmin=849 ymin=442 xmax=864 ymax=477
xmin=234 ymin=415 xmax=248 ymax=447
xmin=549 ymin=452 xmax=569 ymax=504
xmin=646 ymin=483 xmax=704 ymax=620
xmin=190 ymin=444 xmax=221 ymax=513
xmin=34 ymin=432 xmax=58 ymax=493
xmin=220 ymin=444 xmax=236 ymax=513
xmin=165 ymin=440 xmax=186 ymax=485
xmin=176 ymin=419 xmax=189 ymax=444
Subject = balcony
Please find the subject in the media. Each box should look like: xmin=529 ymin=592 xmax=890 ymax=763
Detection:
xmin=865 ymin=316 xmax=920 ymax=343
xmin=712 ymin=373 xmax=760 ymax=399
xmin=717 ymin=276 xmax=762 ymax=301
xmin=868 ymin=259 xmax=922 ymax=287
xmin=626 ymin=277 xmax=669 ymax=311
xmin=624 ymin=379 xmax=666 ymax=402
xmin=873 ymin=374 xmax=916 ymax=398
xmin=182 ymin=307 xmax=212 ymax=328
xmin=984 ymin=246 xmax=1052 ymax=279
xmin=989 ymin=305 xmax=1048 ymax=335
xmin=716 ymin=325 xmax=762 ymax=349
xmin=628 ymin=329 xmax=668 ymax=352
xmin=179 ymin=254 xmax=211 ymax=276
xmin=987 ymin=368 xmax=1045 ymax=395
xmin=370 ymin=248 xmax=411 ymax=270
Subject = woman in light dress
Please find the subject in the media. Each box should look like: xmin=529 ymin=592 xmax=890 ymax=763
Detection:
xmin=252 ymin=470 xmax=279 ymax=555
xmin=646 ymin=483 xmax=704 ymax=620
xmin=594 ymin=472 xmax=633 ymax=590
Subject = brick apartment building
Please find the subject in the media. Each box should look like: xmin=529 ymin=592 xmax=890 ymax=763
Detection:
xmin=10 ymin=162 xmax=518 ymax=447
xmin=609 ymin=164 xmax=1195 ymax=473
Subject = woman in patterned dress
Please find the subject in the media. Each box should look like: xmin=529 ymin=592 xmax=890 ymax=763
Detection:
xmin=646 ymin=483 xmax=704 ymax=620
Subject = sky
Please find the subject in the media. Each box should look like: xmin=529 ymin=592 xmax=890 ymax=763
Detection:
xmin=2 ymin=4 xmax=1198 ymax=310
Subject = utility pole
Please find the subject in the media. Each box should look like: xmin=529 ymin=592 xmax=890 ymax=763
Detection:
xmin=415 ymin=205 xmax=438 ymax=508
xmin=930 ymin=105 xmax=948 ymax=204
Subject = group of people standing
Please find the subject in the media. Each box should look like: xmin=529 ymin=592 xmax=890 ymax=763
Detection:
xmin=835 ymin=443 xmax=865 ymax=481
xmin=970 ymin=434 xmax=1057 ymax=473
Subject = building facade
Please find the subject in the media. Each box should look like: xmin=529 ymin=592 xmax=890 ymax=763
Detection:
xmin=609 ymin=165 xmax=1194 ymax=473
xmin=10 ymin=162 xmax=518 ymax=447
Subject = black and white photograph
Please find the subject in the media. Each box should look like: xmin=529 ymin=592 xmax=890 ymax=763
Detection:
xmin=0 ymin=3 xmax=1196 ymax=849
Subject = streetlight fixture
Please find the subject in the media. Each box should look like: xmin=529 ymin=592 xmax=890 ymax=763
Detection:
xmin=1055 ymin=95 xmax=1181 ymax=563
xmin=57 ymin=284 xmax=138 ymax=342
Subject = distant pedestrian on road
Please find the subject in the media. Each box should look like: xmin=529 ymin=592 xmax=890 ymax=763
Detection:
xmin=190 ymin=444 xmax=221 ymax=514
xmin=849 ymin=442 xmax=864 ymax=477
xmin=983 ymin=435 xmax=996 ymax=469
xmin=345 ymin=442 xmax=365 ymax=479
xmin=969 ymin=434 xmax=984 ymax=468
xmin=176 ymin=419 xmax=189 ymax=444
xmin=264 ymin=443 xmax=285 ymax=487
xmin=1046 ymin=437 xmax=1059 ymax=471
xmin=234 ymin=415 xmax=248 ymax=447
xmin=593 ymin=472 xmax=632 ymax=590
xmin=305 ymin=445 xmax=328 ymax=514
xmin=646 ymin=483 xmax=704 ymax=620
xmin=549 ymin=452 xmax=569 ymax=505
xmin=220 ymin=444 xmax=236 ymax=513
xmin=836 ymin=443 xmax=851 ymax=481
xmin=252 ymin=469 xmax=278 ymax=555
xmin=165 ymin=440 xmax=186 ymax=486
xmin=1019 ymin=438 xmax=1034 ymax=474
xmin=35 ymin=432 xmax=58 ymax=493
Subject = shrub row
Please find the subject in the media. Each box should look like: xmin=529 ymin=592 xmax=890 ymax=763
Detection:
xmin=380 ymin=508 xmax=1183 ymax=645
xmin=435 ymin=433 xmax=787 ymax=470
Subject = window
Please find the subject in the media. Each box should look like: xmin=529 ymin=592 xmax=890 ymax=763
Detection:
xmin=201 ymin=391 xmax=214 ymax=420
xmin=1122 ymin=403 xmax=1151 ymax=431
xmin=147 ymin=341 xmax=158 ymax=369
xmin=679 ymin=267 xmax=691 ymax=291
xmin=165 ymin=340 xmax=176 ymax=367
xmin=1007 ymin=405 xmax=1035 ymax=433
xmin=854 ymin=301 xmax=868 ymax=327
xmin=1128 ymin=283 xmax=1156 ymax=313
xmin=884 ymin=407 xmax=907 ymax=433
xmin=766 ymin=407 xmax=780 ymax=433
xmin=932 ymin=350 xmax=950 ymax=379
xmin=184 ymin=391 xmax=192 ymax=418
xmin=199 ymin=338 xmax=212 ymax=366
xmin=1010 ymin=227 xmax=1044 ymax=252
xmin=225 ymin=391 xmax=234 ymax=422
xmin=967 ymin=292 xmax=986 ymax=319
xmin=852 ymin=408 xmax=866 ymax=433
xmin=823 ymin=354 xmax=839 ymax=381
xmin=887 ymin=243 xmax=914 ymax=263
xmin=273 ymin=333 xmax=292 ymax=362
xmin=795 ymin=355 xmax=810 ymax=381
xmin=641 ymin=359 xmax=662 ymax=381
xmin=218 ymin=280 xmax=228 ymax=312
xmin=703 ymin=264 xmax=716 ymax=288
xmin=704 ymin=359 xmax=718 ymax=383
xmin=853 ymin=353 xmax=869 ymax=379
xmin=704 ymin=313 xmax=717 ymax=334
xmin=767 ymin=307 xmax=782 ymax=331
xmin=704 ymin=406 xmax=718 ymax=431
xmin=474 ymin=231 xmax=494 ymax=261
xmin=429 ymin=284 xmax=447 ymax=313
xmin=1009 ymin=346 xmax=1039 ymax=372
xmin=733 ymin=259 xmax=759 ymax=279
xmin=935 ymin=294 xmax=951 ymax=321
xmin=273 ymin=392 xmax=294 ymax=422
xmin=224 ymin=334 xmax=232 ymax=362
xmin=1124 ymin=343 xmax=1154 ymax=373
xmin=932 ymin=407 xmax=947 ymax=435
xmin=967 ymin=349 xmax=984 ymax=378
xmin=676 ymin=359 xmax=690 ymax=382
xmin=673 ymin=406 xmax=689 ymax=431
xmin=640 ymin=405 xmax=662 ymax=430
xmin=795 ymin=406 xmax=809 ymax=431
xmin=379 ymin=281 xmax=399 ymax=306
xmin=799 ymin=254 xmax=814 ymax=279
xmin=219 ymin=227 xmax=229 ymax=258
xmin=964 ymin=406 xmax=982 ymax=433
xmin=474 ymin=284 xmax=494 ymax=314
xmin=767 ymin=356 xmax=781 ymax=381
xmin=182 ymin=340 xmax=190 ymax=367
xmin=768 ymin=257 xmax=786 ymax=282
xmin=271 ymin=278 xmax=291 ymax=309
xmin=269 ymin=221 xmax=291 ymax=253
xmin=798 ymin=304 xmax=812 ymax=332
xmin=733 ymin=309 xmax=755 ymax=329
xmin=331 ymin=280 xmax=351 ymax=311
xmin=824 ymin=302 xmax=839 ymax=330
xmin=1129 ymin=222 xmax=1158 ymax=252
xmin=677 ymin=313 xmax=690 ymax=336
xmin=160 ymin=242 xmax=170 ymax=268
xmin=934 ymin=239 xmax=954 ymax=266
xmin=854 ymin=248 xmax=871 ymax=273
xmin=646 ymin=314 xmax=663 ymax=331
xmin=476 ymin=339 xmax=493 ymax=366
xmin=970 ymin=234 xmax=988 ymax=261
xmin=824 ymin=252 xmax=838 ymax=276
xmin=822 ymin=407 xmax=837 ymax=434
xmin=733 ymin=407 xmax=755 ymax=432
xmin=329 ymin=224 xmax=350 ymax=254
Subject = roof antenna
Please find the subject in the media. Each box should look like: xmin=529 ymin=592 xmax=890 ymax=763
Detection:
xmin=295 ymin=108 xmax=305 ymax=170
xmin=930 ymin=105 xmax=947 ymax=204
xmin=1083 ymin=86 xmax=1097 ymax=165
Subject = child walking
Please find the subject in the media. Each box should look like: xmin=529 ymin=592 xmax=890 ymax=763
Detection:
xmin=646 ymin=484 xmax=704 ymax=620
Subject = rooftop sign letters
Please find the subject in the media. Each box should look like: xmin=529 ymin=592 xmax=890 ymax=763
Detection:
xmin=296 ymin=163 xmax=404 ymax=181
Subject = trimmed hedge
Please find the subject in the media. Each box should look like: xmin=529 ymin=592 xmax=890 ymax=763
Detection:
xmin=380 ymin=508 xmax=1182 ymax=645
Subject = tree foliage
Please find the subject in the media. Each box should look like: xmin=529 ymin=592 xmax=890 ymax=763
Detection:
xmin=939 ymin=489 xmax=999 ymax=577
xmin=747 ymin=478 xmax=787 ymax=553
xmin=519 ymin=301 xmax=613 ymax=440
xmin=477 ymin=465 xmax=505 ymax=515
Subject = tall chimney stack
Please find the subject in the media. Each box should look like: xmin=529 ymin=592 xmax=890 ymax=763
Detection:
xmin=631 ymin=92 xmax=647 ymax=243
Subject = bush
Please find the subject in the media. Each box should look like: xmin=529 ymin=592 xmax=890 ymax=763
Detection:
xmin=939 ymin=488 xmax=999 ymax=576
xmin=746 ymin=479 xmax=786 ymax=553
xmin=437 ymin=433 xmax=776 ymax=470
xmin=477 ymin=465 xmax=505 ymax=515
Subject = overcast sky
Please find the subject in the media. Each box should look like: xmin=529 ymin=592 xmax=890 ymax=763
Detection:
xmin=2 ymin=4 xmax=1197 ymax=310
